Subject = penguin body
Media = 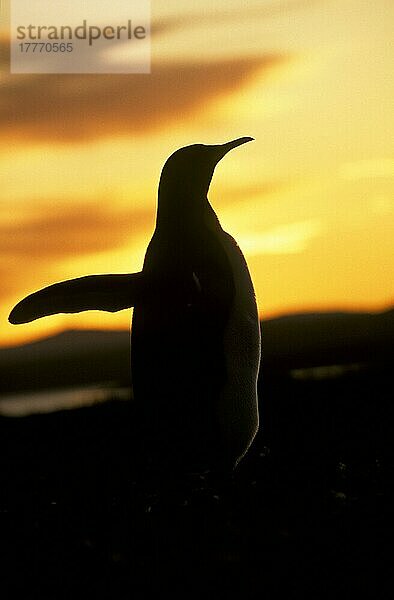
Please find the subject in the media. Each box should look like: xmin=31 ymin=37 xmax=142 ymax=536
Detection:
xmin=9 ymin=138 xmax=260 ymax=471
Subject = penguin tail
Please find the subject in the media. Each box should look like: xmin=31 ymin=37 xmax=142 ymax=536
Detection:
xmin=8 ymin=273 xmax=145 ymax=324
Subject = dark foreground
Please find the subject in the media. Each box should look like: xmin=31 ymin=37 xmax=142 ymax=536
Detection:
xmin=1 ymin=359 xmax=393 ymax=599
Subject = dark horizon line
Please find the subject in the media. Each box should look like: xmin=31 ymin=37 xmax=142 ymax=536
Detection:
xmin=2 ymin=304 xmax=393 ymax=351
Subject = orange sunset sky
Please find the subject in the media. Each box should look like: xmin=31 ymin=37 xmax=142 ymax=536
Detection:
xmin=0 ymin=0 xmax=393 ymax=347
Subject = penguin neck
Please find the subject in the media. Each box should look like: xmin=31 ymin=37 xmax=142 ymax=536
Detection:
xmin=155 ymin=189 xmax=221 ymax=234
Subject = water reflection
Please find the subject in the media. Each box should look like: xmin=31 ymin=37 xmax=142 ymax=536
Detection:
xmin=0 ymin=385 xmax=131 ymax=417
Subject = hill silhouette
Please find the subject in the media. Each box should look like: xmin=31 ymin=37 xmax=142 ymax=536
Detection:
xmin=0 ymin=308 xmax=392 ymax=395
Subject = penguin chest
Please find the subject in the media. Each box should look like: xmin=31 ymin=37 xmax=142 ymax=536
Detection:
xmin=215 ymin=232 xmax=261 ymax=465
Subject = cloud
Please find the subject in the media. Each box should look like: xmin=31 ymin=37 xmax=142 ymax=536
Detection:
xmin=0 ymin=48 xmax=284 ymax=142
xmin=0 ymin=201 xmax=153 ymax=259
xmin=238 ymin=219 xmax=322 ymax=256
xmin=0 ymin=200 xmax=154 ymax=305
xmin=153 ymin=0 xmax=325 ymax=36
xmin=214 ymin=181 xmax=287 ymax=203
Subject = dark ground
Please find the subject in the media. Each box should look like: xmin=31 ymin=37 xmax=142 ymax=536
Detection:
xmin=0 ymin=365 xmax=393 ymax=598
xmin=0 ymin=312 xmax=393 ymax=598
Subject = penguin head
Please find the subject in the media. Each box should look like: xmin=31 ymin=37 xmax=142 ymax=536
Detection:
xmin=158 ymin=137 xmax=254 ymax=209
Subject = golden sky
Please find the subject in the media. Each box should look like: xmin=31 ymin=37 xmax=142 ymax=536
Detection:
xmin=0 ymin=0 xmax=393 ymax=346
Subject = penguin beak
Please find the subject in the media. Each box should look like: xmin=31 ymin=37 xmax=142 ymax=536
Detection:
xmin=213 ymin=137 xmax=254 ymax=163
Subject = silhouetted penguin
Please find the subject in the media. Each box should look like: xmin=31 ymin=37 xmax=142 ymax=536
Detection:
xmin=9 ymin=138 xmax=261 ymax=472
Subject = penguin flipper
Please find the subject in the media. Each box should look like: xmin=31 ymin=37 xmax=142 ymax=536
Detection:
xmin=9 ymin=273 xmax=145 ymax=324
